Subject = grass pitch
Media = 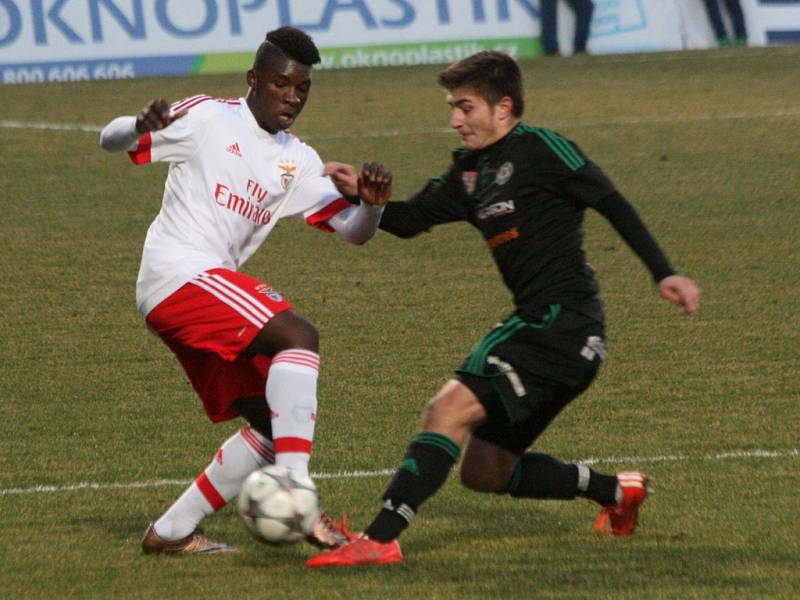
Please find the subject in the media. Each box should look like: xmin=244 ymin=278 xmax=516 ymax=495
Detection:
xmin=1 ymin=46 xmax=799 ymax=599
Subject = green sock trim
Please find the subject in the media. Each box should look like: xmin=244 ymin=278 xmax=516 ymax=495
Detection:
xmin=500 ymin=460 xmax=523 ymax=494
xmin=414 ymin=432 xmax=461 ymax=461
xmin=398 ymin=458 xmax=420 ymax=476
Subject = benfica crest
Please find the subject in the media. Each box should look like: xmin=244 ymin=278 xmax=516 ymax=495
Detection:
xmin=462 ymin=171 xmax=478 ymax=195
xmin=278 ymin=161 xmax=296 ymax=190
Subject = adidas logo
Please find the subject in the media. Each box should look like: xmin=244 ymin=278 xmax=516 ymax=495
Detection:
xmin=226 ymin=142 xmax=242 ymax=157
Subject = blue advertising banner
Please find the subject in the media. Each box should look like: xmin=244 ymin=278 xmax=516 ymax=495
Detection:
xmin=0 ymin=0 xmax=797 ymax=83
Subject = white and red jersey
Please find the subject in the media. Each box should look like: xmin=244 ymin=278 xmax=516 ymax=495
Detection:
xmin=126 ymin=94 xmax=349 ymax=317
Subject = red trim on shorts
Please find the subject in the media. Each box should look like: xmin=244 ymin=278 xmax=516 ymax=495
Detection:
xmin=306 ymin=197 xmax=351 ymax=232
xmin=128 ymin=132 xmax=152 ymax=165
xmin=196 ymin=473 xmax=226 ymax=511
xmin=274 ymin=437 xmax=312 ymax=455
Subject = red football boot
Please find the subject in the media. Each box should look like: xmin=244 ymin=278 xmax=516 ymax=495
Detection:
xmin=306 ymin=535 xmax=403 ymax=567
xmin=593 ymin=471 xmax=650 ymax=536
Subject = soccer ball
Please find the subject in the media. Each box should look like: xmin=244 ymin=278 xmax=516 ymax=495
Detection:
xmin=237 ymin=465 xmax=321 ymax=545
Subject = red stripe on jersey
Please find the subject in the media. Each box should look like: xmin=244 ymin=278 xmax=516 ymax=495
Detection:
xmin=171 ymin=94 xmax=209 ymax=112
xmin=305 ymin=197 xmax=351 ymax=233
xmin=195 ymin=473 xmax=226 ymax=511
xmin=274 ymin=437 xmax=313 ymax=455
xmin=128 ymin=132 xmax=152 ymax=165
xmin=178 ymin=96 xmax=213 ymax=113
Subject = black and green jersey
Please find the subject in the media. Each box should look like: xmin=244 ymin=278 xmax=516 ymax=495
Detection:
xmin=379 ymin=123 xmax=674 ymax=320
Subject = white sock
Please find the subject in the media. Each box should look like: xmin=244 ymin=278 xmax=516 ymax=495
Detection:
xmin=153 ymin=426 xmax=274 ymax=541
xmin=266 ymin=349 xmax=319 ymax=478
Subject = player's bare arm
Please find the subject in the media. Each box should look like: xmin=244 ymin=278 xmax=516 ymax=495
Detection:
xmin=658 ymin=274 xmax=701 ymax=315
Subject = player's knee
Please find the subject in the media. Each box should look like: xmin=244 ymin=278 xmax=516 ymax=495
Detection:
xmin=287 ymin=318 xmax=319 ymax=351
xmin=421 ymin=392 xmax=465 ymax=430
xmin=248 ymin=311 xmax=319 ymax=355
xmin=424 ymin=385 xmax=482 ymax=425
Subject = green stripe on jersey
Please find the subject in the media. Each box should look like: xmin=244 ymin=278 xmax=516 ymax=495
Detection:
xmin=430 ymin=175 xmax=447 ymax=188
xmin=515 ymin=124 xmax=585 ymax=171
xmin=541 ymin=129 xmax=585 ymax=170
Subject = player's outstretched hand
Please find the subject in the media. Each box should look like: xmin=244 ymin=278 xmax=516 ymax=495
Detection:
xmin=135 ymin=98 xmax=187 ymax=134
xmin=658 ymin=274 xmax=701 ymax=315
xmin=324 ymin=161 xmax=358 ymax=198
xmin=358 ymin=162 xmax=392 ymax=206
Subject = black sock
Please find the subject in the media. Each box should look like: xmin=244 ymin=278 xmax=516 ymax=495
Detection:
xmin=500 ymin=453 xmax=619 ymax=505
xmin=581 ymin=469 xmax=618 ymax=506
xmin=364 ymin=432 xmax=459 ymax=543
xmin=501 ymin=452 xmax=580 ymax=499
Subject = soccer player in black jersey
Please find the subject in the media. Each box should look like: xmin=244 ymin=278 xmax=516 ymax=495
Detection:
xmin=309 ymin=51 xmax=701 ymax=567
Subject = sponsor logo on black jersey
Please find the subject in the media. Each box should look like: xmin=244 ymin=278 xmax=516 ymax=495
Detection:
xmin=462 ymin=171 xmax=478 ymax=195
xmin=487 ymin=227 xmax=520 ymax=249
xmin=478 ymin=199 xmax=516 ymax=220
xmin=495 ymin=161 xmax=514 ymax=185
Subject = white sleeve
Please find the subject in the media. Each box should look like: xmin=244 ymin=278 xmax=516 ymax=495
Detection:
xmin=99 ymin=116 xmax=139 ymax=152
xmin=327 ymin=201 xmax=385 ymax=245
xmin=100 ymin=97 xmax=207 ymax=165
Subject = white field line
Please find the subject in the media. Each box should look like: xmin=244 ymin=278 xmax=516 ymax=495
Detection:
xmin=0 ymin=120 xmax=102 ymax=133
xmin=1 ymin=448 xmax=797 ymax=497
xmin=3 ymin=107 xmax=800 ymax=141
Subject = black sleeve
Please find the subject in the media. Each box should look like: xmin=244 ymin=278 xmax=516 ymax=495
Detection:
xmin=379 ymin=166 xmax=470 ymax=238
xmin=593 ymin=191 xmax=675 ymax=283
xmin=541 ymin=135 xmax=675 ymax=283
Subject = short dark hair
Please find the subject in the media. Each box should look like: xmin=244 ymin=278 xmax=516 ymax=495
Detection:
xmin=437 ymin=51 xmax=524 ymax=117
xmin=253 ymin=27 xmax=321 ymax=71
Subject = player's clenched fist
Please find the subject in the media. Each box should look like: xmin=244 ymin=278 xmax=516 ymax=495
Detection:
xmin=358 ymin=162 xmax=392 ymax=206
xmin=324 ymin=161 xmax=392 ymax=206
xmin=135 ymin=98 xmax=188 ymax=134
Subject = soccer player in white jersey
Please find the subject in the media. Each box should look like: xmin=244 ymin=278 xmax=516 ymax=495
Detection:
xmin=99 ymin=27 xmax=391 ymax=554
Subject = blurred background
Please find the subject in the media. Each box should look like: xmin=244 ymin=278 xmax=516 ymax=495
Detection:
xmin=2 ymin=0 xmax=800 ymax=83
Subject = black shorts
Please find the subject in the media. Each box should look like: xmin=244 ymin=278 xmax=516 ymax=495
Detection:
xmin=455 ymin=304 xmax=605 ymax=456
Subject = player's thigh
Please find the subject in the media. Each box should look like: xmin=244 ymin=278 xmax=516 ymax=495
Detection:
xmin=162 ymin=344 xmax=271 ymax=423
xmin=470 ymin=384 xmax=580 ymax=457
xmin=455 ymin=307 xmax=602 ymax=453
xmin=146 ymin=269 xmax=288 ymax=421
